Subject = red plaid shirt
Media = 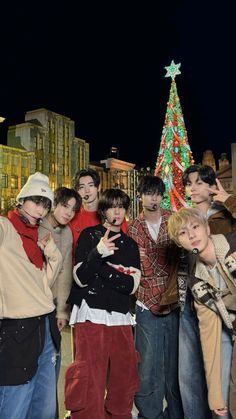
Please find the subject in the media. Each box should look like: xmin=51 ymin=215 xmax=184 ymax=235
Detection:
xmin=127 ymin=209 xmax=173 ymax=314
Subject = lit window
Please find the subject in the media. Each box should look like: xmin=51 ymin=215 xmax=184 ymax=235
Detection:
xmin=0 ymin=174 xmax=8 ymax=188
xmin=10 ymin=175 xmax=18 ymax=189
xmin=21 ymin=176 xmax=27 ymax=188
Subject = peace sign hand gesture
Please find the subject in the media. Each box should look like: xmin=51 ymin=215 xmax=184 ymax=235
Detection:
xmin=102 ymin=227 xmax=121 ymax=252
xmin=97 ymin=227 xmax=121 ymax=258
xmin=208 ymin=178 xmax=231 ymax=204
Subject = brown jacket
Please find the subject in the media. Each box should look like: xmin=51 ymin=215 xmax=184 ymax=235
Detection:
xmin=190 ymin=234 xmax=236 ymax=412
xmin=208 ymin=195 xmax=236 ymax=234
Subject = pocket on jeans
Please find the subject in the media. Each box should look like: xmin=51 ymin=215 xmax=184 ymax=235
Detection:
xmin=64 ymin=360 xmax=88 ymax=411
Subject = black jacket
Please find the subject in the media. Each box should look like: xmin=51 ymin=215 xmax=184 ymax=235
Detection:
xmin=67 ymin=225 xmax=140 ymax=314
xmin=0 ymin=311 xmax=60 ymax=385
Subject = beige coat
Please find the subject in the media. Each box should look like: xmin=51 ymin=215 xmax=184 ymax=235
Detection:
xmin=0 ymin=216 xmax=62 ymax=319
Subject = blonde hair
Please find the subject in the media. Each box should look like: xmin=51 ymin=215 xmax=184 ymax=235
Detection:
xmin=168 ymin=207 xmax=208 ymax=245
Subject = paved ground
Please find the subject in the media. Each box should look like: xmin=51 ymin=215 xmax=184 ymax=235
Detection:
xmin=58 ymin=326 xmax=138 ymax=419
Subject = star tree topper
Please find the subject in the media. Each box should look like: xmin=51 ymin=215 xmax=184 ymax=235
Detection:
xmin=165 ymin=60 xmax=181 ymax=80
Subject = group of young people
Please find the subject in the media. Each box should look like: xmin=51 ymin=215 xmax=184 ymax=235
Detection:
xmin=0 ymin=164 xmax=236 ymax=419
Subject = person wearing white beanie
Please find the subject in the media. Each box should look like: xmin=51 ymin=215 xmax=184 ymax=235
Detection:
xmin=16 ymin=171 xmax=54 ymax=206
xmin=0 ymin=171 xmax=62 ymax=419
xmin=15 ymin=172 xmax=54 ymax=225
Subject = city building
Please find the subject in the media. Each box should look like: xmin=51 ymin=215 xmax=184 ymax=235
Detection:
xmin=0 ymin=144 xmax=35 ymax=211
xmin=8 ymin=108 xmax=90 ymax=189
xmin=201 ymin=148 xmax=234 ymax=194
xmin=98 ymin=156 xmax=139 ymax=220
xmin=0 ymin=109 xmax=140 ymax=217
xmin=202 ymin=149 xmax=216 ymax=172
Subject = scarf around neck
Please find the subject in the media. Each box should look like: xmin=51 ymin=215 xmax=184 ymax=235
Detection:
xmin=8 ymin=209 xmax=44 ymax=269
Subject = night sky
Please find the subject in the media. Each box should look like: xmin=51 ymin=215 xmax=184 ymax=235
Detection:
xmin=0 ymin=1 xmax=235 ymax=169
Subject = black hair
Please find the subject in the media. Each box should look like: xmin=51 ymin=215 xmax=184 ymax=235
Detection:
xmin=137 ymin=175 xmax=165 ymax=196
xmin=22 ymin=196 xmax=52 ymax=210
xmin=73 ymin=168 xmax=100 ymax=190
xmin=54 ymin=187 xmax=82 ymax=212
xmin=182 ymin=165 xmax=217 ymax=187
xmin=98 ymin=189 xmax=130 ymax=221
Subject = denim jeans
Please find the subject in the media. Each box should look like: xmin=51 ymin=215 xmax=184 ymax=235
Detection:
xmin=179 ymin=290 xmax=212 ymax=419
xmin=55 ymin=349 xmax=61 ymax=419
xmin=179 ymin=291 xmax=233 ymax=419
xmin=0 ymin=316 xmax=57 ymax=419
xmin=212 ymin=327 xmax=233 ymax=419
xmin=134 ymin=305 xmax=183 ymax=419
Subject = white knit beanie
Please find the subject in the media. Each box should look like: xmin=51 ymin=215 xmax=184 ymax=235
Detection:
xmin=16 ymin=172 xmax=54 ymax=205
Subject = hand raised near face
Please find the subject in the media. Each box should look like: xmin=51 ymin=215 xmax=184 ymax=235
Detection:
xmin=97 ymin=227 xmax=121 ymax=258
xmin=208 ymin=178 xmax=230 ymax=203
xmin=101 ymin=227 xmax=121 ymax=252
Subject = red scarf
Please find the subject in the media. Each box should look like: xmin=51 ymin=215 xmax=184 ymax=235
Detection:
xmin=8 ymin=209 xmax=44 ymax=270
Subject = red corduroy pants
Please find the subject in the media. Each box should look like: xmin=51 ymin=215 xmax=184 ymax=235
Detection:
xmin=67 ymin=321 xmax=140 ymax=419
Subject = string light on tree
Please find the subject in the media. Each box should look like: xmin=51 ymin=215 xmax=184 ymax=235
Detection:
xmin=155 ymin=60 xmax=194 ymax=211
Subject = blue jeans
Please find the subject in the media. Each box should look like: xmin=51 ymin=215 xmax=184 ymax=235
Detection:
xmin=0 ymin=316 xmax=57 ymax=419
xmin=135 ymin=305 xmax=183 ymax=419
xmin=212 ymin=327 xmax=233 ymax=419
xmin=179 ymin=290 xmax=212 ymax=419
xmin=179 ymin=291 xmax=233 ymax=419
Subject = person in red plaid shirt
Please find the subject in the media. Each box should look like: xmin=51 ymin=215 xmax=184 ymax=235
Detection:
xmin=127 ymin=175 xmax=183 ymax=419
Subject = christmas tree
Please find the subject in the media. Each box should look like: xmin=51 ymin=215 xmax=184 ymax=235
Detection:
xmin=155 ymin=60 xmax=194 ymax=211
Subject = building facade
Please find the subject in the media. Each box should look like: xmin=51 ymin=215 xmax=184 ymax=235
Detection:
xmin=0 ymin=145 xmax=35 ymax=211
xmin=201 ymin=149 xmax=234 ymax=194
xmin=1 ymin=108 xmax=140 ymax=217
xmin=8 ymin=108 xmax=90 ymax=190
xmin=98 ymin=158 xmax=139 ymax=220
